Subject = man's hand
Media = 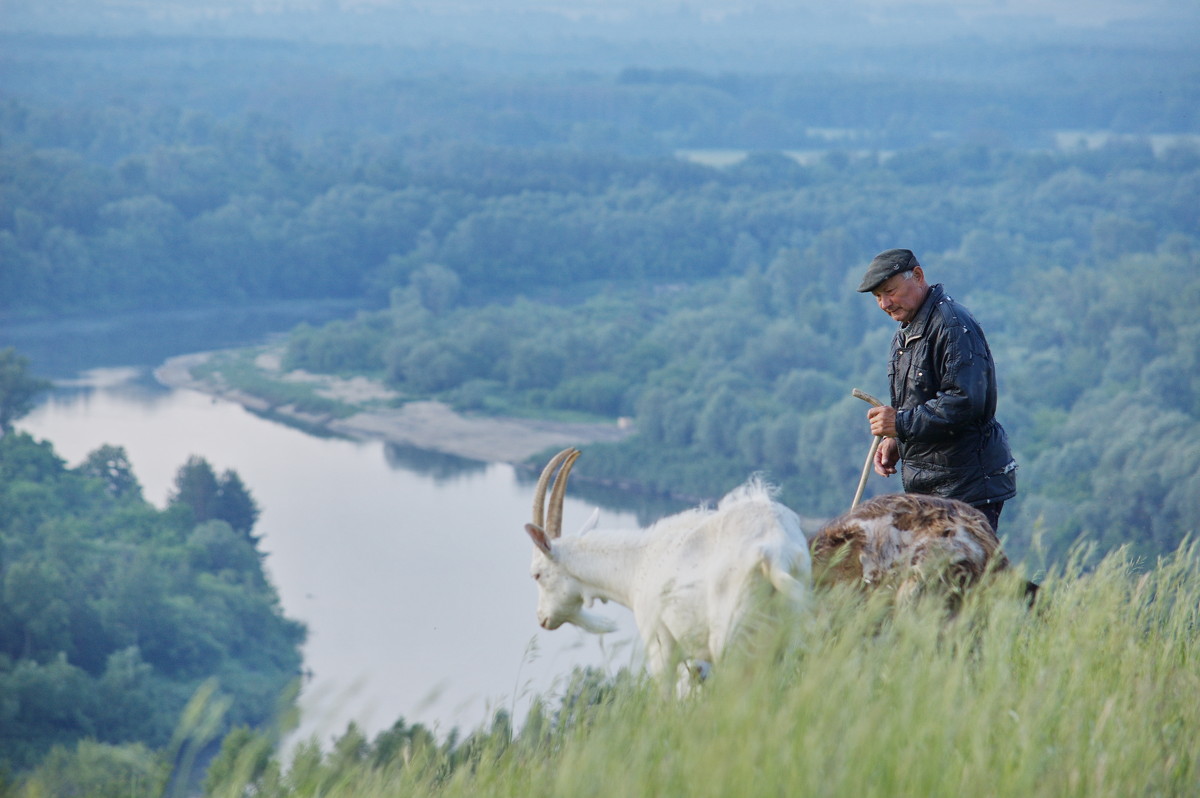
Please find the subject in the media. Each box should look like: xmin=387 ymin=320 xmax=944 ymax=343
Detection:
xmin=869 ymin=406 xmax=900 ymax=477
xmin=867 ymin=405 xmax=898 ymax=438
xmin=874 ymin=436 xmax=899 ymax=477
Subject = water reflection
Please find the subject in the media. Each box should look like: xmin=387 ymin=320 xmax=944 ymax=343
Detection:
xmin=511 ymin=460 xmax=692 ymax=527
xmin=567 ymin=479 xmax=692 ymax=528
xmin=45 ymin=366 xmax=173 ymax=408
xmin=383 ymin=442 xmax=489 ymax=481
xmin=14 ymin=319 xmax=649 ymax=746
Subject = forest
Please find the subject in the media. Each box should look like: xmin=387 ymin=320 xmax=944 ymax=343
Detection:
xmin=3 ymin=27 xmax=1198 ymax=317
xmin=2 ymin=21 xmax=1199 ymax=794
xmin=0 ymin=372 xmax=304 ymax=785
xmin=7 ymin=32 xmax=1196 ymax=560
xmin=272 ymin=150 xmax=1199 ymax=563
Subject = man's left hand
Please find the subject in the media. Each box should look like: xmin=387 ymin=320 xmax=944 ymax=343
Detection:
xmin=868 ymin=405 xmax=898 ymax=438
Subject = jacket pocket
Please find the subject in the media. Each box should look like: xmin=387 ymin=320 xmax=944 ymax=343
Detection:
xmin=901 ymin=458 xmax=961 ymax=498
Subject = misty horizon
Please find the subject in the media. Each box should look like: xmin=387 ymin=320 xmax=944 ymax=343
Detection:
xmin=2 ymin=0 xmax=1197 ymax=55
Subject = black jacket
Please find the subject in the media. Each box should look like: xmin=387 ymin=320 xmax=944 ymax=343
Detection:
xmin=889 ymin=284 xmax=1017 ymax=506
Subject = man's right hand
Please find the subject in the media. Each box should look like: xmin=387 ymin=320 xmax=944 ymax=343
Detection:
xmin=874 ymin=437 xmax=899 ymax=477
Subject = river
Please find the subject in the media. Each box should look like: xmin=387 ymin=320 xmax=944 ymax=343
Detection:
xmin=4 ymin=305 xmax=644 ymax=747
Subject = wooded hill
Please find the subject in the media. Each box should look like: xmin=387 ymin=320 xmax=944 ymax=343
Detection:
xmin=277 ymin=178 xmax=1198 ymax=566
xmin=0 ymin=430 xmax=304 ymax=776
xmin=3 ymin=32 xmax=1197 ymax=565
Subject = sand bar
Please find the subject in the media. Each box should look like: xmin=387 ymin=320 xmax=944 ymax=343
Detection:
xmin=154 ymin=351 xmax=633 ymax=464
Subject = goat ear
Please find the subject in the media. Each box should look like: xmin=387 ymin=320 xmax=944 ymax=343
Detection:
xmin=525 ymin=523 xmax=553 ymax=556
xmin=580 ymin=507 xmax=600 ymax=535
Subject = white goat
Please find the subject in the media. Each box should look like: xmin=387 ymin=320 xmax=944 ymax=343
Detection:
xmin=523 ymin=448 xmax=811 ymax=690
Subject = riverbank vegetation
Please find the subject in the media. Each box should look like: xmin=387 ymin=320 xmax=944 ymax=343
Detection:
xmin=191 ymin=348 xmax=364 ymax=421
xmin=0 ymin=427 xmax=304 ymax=788
xmin=283 ymin=148 xmax=1200 ymax=566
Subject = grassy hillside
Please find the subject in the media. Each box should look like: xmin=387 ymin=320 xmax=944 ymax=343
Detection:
xmin=194 ymin=540 xmax=1198 ymax=798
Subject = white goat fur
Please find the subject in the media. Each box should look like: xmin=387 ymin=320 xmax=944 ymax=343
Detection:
xmin=524 ymin=449 xmax=810 ymax=686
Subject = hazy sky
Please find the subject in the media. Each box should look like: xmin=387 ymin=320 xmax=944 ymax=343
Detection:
xmin=378 ymin=0 xmax=1188 ymax=27
xmin=2 ymin=0 xmax=1193 ymax=28
xmin=1 ymin=0 xmax=1195 ymax=63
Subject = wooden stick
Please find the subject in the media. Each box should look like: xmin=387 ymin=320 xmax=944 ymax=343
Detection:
xmin=852 ymin=388 xmax=883 ymax=408
xmin=851 ymin=388 xmax=885 ymax=509
xmin=853 ymin=436 xmax=882 ymax=509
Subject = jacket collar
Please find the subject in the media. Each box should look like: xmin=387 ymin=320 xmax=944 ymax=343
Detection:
xmin=899 ymin=283 xmax=944 ymax=344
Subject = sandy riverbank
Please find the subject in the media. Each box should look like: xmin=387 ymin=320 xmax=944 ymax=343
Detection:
xmin=154 ymin=350 xmax=634 ymax=464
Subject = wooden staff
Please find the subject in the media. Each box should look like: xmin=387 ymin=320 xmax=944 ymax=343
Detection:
xmin=851 ymin=388 xmax=884 ymax=509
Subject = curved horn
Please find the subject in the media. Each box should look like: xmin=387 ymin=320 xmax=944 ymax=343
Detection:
xmin=531 ymin=448 xmax=574 ymax=529
xmin=546 ymin=448 xmax=580 ymax=539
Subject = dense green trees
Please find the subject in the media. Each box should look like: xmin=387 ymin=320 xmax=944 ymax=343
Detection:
xmin=168 ymin=455 xmax=261 ymax=539
xmin=0 ymin=432 xmax=303 ymax=774
xmin=0 ymin=349 xmax=52 ymax=433
xmin=3 ymin=32 xmax=1198 ymax=318
xmin=8 ymin=127 xmax=1197 ymax=318
xmin=273 ymin=146 xmax=1200 ymax=562
xmin=4 ymin=35 xmax=1196 ymax=564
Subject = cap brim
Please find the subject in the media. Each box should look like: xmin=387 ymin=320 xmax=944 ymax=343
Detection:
xmin=856 ymin=275 xmax=886 ymax=293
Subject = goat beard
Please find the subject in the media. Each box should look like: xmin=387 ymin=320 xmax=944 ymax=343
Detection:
xmin=572 ymin=608 xmax=618 ymax=634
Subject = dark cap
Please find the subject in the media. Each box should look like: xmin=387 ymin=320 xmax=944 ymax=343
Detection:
xmin=856 ymin=248 xmax=920 ymax=293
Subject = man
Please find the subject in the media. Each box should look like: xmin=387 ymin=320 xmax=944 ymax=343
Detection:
xmin=857 ymin=248 xmax=1017 ymax=533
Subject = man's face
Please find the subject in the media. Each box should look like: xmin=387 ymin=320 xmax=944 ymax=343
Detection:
xmin=872 ymin=268 xmax=928 ymax=324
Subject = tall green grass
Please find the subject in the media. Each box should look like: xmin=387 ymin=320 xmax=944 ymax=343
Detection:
xmin=207 ymin=541 xmax=1199 ymax=798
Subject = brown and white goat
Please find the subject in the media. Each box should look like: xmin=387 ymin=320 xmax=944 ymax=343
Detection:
xmin=808 ymin=493 xmax=1009 ymax=605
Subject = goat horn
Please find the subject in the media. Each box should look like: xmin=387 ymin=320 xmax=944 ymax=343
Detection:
xmin=532 ymin=448 xmax=574 ymax=530
xmin=546 ymin=448 xmax=580 ymax=539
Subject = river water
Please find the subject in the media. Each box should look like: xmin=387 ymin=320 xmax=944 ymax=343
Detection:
xmin=4 ymin=305 xmax=644 ymax=746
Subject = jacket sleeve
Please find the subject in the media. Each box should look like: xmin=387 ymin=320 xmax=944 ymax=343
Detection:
xmin=895 ymin=320 xmax=992 ymax=444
